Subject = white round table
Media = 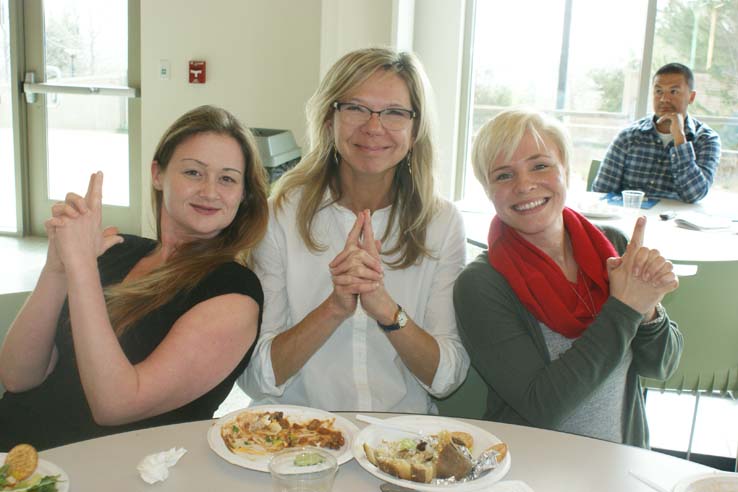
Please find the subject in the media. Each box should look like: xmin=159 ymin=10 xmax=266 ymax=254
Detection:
xmin=39 ymin=413 xmax=716 ymax=492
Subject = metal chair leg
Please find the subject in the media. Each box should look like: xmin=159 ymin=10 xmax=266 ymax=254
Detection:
xmin=686 ymin=392 xmax=700 ymax=461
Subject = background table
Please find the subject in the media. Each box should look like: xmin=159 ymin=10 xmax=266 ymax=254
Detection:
xmin=40 ymin=413 xmax=716 ymax=492
xmin=458 ymin=190 xmax=738 ymax=263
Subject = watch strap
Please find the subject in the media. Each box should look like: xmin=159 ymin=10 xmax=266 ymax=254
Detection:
xmin=378 ymin=304 xmax=404 ymax=332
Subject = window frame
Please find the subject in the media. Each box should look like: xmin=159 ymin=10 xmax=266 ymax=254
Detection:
xmin=455 ymin=0 xmax=738 ymax=202
xmin=1 ymin=0 xmax=141 ymax=237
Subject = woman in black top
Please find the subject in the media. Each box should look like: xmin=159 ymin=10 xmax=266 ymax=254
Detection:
xmin=0 ymin=105 xmax=268 ymax=450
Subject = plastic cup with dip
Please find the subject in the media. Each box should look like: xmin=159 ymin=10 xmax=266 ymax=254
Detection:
xmin=621 ymin=190 xmax=645 ymax=211
xmin=269 ymin=446 xmax=338 ymax=492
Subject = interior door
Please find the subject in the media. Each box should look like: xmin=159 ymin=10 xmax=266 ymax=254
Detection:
xmin=23 ymin=0 xmax=140 ymax=235
xmin=0 ymin=0 xmax=20 ymax=233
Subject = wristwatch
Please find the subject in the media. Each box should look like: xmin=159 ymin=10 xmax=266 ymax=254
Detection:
xmin=378 ymin=304 xmax=408 ymax=332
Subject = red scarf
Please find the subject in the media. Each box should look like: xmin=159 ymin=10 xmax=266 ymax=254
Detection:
xmin=487 ymin=207 xmax=617 ymax=338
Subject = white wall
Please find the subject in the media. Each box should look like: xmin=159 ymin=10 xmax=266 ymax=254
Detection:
xmin=139 ymin=1 xmax=467 ymax=233
xmin=319 ymin=0 xmax=466 ymax=200
xmin=140 ymin=0 xmax=322 ymax=236
xmin=413 ymin=0 xmax=467 ymax=200
xmin=319 ymin=0 xmax=394 ymax=77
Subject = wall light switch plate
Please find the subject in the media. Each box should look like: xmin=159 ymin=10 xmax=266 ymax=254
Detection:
xmin=159 ymin=59 xmax=171 ymax=80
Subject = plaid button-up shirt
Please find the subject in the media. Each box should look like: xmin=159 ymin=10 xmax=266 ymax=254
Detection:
xmin=592 ymin=115 xmax=721 ymax=203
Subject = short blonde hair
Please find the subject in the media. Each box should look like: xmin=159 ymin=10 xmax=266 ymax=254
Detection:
xmin=273 ymin=47 xmax=439 ymax=268
xmin=471 ymin=108 xmax=572 ymax=198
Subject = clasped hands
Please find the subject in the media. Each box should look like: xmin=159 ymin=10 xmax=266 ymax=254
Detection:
xmin=607 ymin=216 xmax=679 ymax=321
xmin=328 ymin=210 xmax=396 ymax=325
xmin=44 ymin=172 xmax=123 ymax=273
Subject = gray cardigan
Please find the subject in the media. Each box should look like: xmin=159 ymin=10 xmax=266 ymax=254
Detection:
xmin=453 ymin=226 xmax=683 ymax=448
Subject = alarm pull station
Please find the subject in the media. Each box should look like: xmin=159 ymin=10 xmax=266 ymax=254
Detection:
xmin=189 ymin=60 xmax=206 ymax=84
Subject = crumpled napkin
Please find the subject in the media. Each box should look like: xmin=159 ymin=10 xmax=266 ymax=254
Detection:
xmin=137 ymin=447 xmax=187 ymax=484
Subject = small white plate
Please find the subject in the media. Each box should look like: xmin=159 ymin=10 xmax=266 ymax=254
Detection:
xmin=207 ymin=404 xmax=359 ymax=472
xmin=672 ymin=472 xmax=738 ymax=491
xmin=0 ymin=453 xmax=70 ymax=492
xmin=352 ymin=415 xmax=511 ymax=492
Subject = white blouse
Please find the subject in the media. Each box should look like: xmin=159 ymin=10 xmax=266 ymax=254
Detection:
xmin=239 ymin=191 xmax=470 ymax=413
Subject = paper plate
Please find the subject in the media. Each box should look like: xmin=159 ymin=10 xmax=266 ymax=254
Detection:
xmin=0 ymin=453 xmax=70 ymax=492
xmin=672 ymin=472 xmax=738 ymax=492
xmin=207 ymin=404 xmax=359 ymax=472
xmin=352 ymin=415 xmax=511 ymax=492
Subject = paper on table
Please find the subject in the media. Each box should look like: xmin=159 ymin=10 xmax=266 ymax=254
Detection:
xmin=137 ymin=447 xmax=187 ymax=484
xmin=674 ymin=212 xmax=732 ymax=231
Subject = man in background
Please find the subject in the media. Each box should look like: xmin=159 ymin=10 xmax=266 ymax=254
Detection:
xmin=593 ymin=62 xmax=721 ymax=203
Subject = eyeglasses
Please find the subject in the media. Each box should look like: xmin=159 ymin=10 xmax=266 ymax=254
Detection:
xmin=332 ymin=102 xmax=416 ymax=131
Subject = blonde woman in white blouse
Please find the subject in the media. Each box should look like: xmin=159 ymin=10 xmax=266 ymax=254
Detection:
xmin=239 ymin=47 xmax=469 ymax=412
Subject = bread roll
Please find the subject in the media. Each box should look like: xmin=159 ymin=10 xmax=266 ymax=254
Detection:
xmin=376 ymin=456 xmax=413 ymax=481
xmin=363 ymin=442 xmax=378 ymax=466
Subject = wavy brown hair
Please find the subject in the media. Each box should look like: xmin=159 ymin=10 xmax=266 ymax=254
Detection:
xmin=106 ymin=105 xmax=269 ymax=336
xmin=271 ymin=47 xmax=439 ymax=269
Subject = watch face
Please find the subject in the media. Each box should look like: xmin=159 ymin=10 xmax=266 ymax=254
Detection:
xmin=397 ymin=309 xmax=408 ymax=328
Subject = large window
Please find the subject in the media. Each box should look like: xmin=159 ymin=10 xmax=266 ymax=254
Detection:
xmin=43 ymin=0 xmax=130 ymax=206
xmin=463 ymin=0 xmax=738 ymax=205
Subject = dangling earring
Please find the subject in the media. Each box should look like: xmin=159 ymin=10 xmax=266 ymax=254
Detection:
xmin=333 ymin=146 xmax=340 ymax=166
xmin=405 ymin=149 xmax=413 ymax=175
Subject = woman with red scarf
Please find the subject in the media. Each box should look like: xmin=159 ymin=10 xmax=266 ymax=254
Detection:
xmin=454 ymin=109 xmax=682 ymax=448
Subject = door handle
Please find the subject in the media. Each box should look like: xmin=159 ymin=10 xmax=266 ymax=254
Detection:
xmin=23 ymin=71 xmax=139 ymax=104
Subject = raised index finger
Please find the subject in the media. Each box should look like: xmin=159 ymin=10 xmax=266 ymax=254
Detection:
xmin=628 ymin=216 xmax=647 ymax=252
xmin=361 ymin=210 xmax=379 ymax=257
xmin=85 ymin=171 xmax=104 ymax=210
xmin=329 ymin=213 xmax=366 ymax=269
xmin=345 ymin=211 xmax=365 ymax=247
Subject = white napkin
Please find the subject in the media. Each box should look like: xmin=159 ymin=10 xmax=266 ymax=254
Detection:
xmin=137 ymin=447 xmax=187 ymax=484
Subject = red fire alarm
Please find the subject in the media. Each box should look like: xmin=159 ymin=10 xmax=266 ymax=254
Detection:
xmin=189 ymin=60 xmax=206 ymax=84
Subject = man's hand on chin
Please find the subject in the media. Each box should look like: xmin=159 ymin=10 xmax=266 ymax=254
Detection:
xmin=657 ymin=112 xmax=686 ymax=146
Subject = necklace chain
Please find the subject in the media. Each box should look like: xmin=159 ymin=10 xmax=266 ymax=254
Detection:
xmin=569 ymin=270 xmax=597 ymax=319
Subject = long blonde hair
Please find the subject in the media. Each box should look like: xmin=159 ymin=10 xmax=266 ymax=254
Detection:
xmin=272 ymin=47 xmax=439 ymax=269
xmin=106 ymin=105 xmax=269 ymax=336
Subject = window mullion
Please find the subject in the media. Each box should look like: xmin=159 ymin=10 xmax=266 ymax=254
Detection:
xmin=8 ymin=0 xmax=28 ymax=235
xmin=453 ymin=0 xmax=476 ymax=201
xmin=556 ymin=0 xmax=573 ymax=112
xmin=635 ymin=0 xmax=658 ymax=119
